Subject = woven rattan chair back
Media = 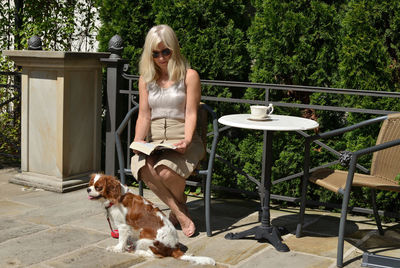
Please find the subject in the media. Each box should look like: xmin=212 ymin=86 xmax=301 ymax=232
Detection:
xmin=371 ymin=113 xmax=400 ymax=181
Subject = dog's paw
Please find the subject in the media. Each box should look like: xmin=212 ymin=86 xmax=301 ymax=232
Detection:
xmin=106 ymin=245 xmax=124 ymax=253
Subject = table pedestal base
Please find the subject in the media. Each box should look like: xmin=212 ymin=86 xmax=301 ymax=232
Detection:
xmin=218 ymin=116 xmax=318 ymax=253
xmin=225 ymin=225 xmax=290 ymax=252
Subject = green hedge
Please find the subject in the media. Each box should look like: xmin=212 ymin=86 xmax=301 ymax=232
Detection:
xmin=94 ymin=0 xmax=400 ymax=214
xmin=3 ymin=0 xmax=398 ymax=213
xmin=95 ymin=0 xmax=156 ymax=74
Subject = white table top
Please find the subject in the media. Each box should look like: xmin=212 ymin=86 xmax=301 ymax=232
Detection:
xmin=218 ymin=114 xmax=319 ymax=131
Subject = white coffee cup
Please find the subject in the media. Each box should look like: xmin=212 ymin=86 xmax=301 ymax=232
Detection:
xmin=250 ymin=104 xmax=274 ymax=119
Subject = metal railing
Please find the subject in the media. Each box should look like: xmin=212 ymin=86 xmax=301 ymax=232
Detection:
xmin=101 ymin=56 xmax=400 ymax=219
xmin=0 ymin=71 xmax=21 ymax=166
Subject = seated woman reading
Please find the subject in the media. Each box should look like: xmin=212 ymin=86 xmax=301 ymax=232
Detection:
xmin=131 ymin=24 xmax=205 ymax=237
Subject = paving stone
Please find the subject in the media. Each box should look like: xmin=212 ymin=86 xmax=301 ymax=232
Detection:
xmin=184 ymin=211 xmax=243 ymax=238
xmin=43 ymin=246 xmax=146 ymax=268
xmin=137 ymin=189 xmax=165 ymax=208
xmin=0 ymin=170 xmax=51 ymax=201
xmin=10 ymin=188 xmax=96 ymax=209
xmin=0 ymin=226 xmax=107 ymax=267
xmin=210 ymin=213 xmax=293 ymax=243
xmin=236 ymin=247 xmax=334 ymax=268
xmin=271 ymin=206 xmax=336 ymax=235
xmin=25 ymin=263 xmax=50 ymax=268
xmin=299 ymin=215 xmax=359 ymax=237
xmin=0 ymin=179 xmax=37 ymax=199
xmin=270 ymin=213 xmax=301 ymax=233
xmin=360 ymin=248 xmax=400 ymax=261
xmin=95 ymin=238 xmax=223 ymax=268
xmin=96 ymin=237 xmax=122 ymax=249
xmin=0 ymin=218 xmax=48 ymax=243
xmin=358 ymin=228 xmax=400 ymax=250
xmin=19 ymin=198 xmax=102 ymax=226
xmin=175 ymin=228 xmax=208 ymax=246
xmin=269 ymin=205 xmax=299 ymax=218
xmin=206 ymin=198 xmax=260 ymax=219
xmin=2 ymin=169 xmax=400 ymax=268
xmin=68 ymin=213 xmax=110 ymax=235
xmin=284 ymin=235 xmax=353 ymax=259
xmin=9 ymin=192 xmax=60 ymax=208
xmin=352 ymin=244 xmax=400 ymax=268
xmin=131 ymin=257 xmax=226 ymax=268
xmin=0 ymin=200 xmax=35 ymax=217
xmin=183 ymin=231 xmax=268 ymax=265
xmin=341 ymin=248 xmax=364 ymax=268
xmin=1 ymin=257 xmax=24 ymax=268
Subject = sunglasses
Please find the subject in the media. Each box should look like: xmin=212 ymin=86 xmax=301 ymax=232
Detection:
xmin=152 ymin=48 xmax=172 ymax=58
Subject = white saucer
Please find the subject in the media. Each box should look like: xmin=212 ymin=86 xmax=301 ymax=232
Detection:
xmin=248 ymin=116 xmax=270 ymax=121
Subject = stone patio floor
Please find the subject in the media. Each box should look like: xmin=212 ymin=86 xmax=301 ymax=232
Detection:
xmin=1 ymin=167 xmax=400 ymax=268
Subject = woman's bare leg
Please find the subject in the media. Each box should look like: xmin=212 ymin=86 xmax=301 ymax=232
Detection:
xmin=139 ymin=156 xmax=195 ymax=237
xmin=168 ymin=194 xmax=187 ymax=226
xmin=156 ymin=166 xmax=192 ymax=230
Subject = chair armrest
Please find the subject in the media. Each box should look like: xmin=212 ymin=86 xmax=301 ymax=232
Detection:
xmin=302 ymin=115 xmax=390 ymax=176
xmin=206 ymin=103 xmax=219 ymax=172
xmin=339 ymin=138 xmax=400 ymax=195
xmin=353 ymin=138 xmax=400 ymax=158
xmin=201 ymin=103 xmax=219 ymax=139
xmin=309 ymin=115 xmax=387 ymax=142
xmin=197 ymin=102 xmax=219 ymax=172
xmin=116 ymin=105 xmax=139 ymax=136
xmin=115 ymin=105 xmax=139 ymax=184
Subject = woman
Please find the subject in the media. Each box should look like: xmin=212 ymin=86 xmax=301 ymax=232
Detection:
xmin=130 ymin=25 xmax=205 ymax=237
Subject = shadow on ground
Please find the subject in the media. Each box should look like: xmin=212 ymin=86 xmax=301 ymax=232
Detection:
xmin=186 ymin=197 xmax=260 ymax=236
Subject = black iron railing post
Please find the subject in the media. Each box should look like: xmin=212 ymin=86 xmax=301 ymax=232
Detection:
xmin=100 ymin=35 xmax=128 ymax=176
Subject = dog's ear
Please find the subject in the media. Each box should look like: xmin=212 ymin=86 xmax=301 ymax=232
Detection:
xmin=106 ymin=176 xmax=122 ymax=203
xmin=89 ymin=173 xmax=96 ymax=186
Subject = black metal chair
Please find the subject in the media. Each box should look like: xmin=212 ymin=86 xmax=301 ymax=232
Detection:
xmin=296 ymin=113 xmax=400 ymax=267
xmin=115 ymin=102 xmax=219 ymax=237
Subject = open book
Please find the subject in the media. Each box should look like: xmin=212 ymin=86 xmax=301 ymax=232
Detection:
xmin=130 ymin=141 xmax=177 ymax=156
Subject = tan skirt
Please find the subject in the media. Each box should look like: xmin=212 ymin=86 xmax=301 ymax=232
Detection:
xmin=130 ymin=118 xmax=205 ymax=179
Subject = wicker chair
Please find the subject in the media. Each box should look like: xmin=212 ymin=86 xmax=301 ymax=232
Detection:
xmin=296 ymin=113 xmax=400 ymax=267
xmin=115 ymin=102 xmax=219 ymax=237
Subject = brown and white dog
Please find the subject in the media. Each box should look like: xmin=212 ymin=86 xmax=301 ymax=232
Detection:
xmin=86 ymin=173 xmax=215 ymax=266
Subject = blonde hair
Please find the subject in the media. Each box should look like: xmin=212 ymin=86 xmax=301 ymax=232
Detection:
xmin=139 ymin=25 xmax=189 ymax=83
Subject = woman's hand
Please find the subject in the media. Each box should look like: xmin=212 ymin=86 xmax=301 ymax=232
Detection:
xmin=174 ymin=140 xmax=191 ymax=154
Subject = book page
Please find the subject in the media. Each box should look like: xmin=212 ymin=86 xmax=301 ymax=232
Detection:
xmin=130 ymin=142 xmax=176 ymax=155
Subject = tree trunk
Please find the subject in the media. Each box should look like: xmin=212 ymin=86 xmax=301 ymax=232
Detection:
xmin=14 ymin=0 xmax=23 ymax=50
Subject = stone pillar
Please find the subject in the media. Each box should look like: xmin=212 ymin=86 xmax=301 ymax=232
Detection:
xmin=2 ymin=50 xmax=109 ymax=192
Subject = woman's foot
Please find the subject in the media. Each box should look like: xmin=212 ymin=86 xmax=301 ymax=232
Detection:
xmin=168 ymin=211 xmax=179 ymax=226
xmin=172 ymin=194 xmax=195 ymax=237
xmin=176 ymin=209 xmax=196 ymax=237
xmin=169 ymin=194 xmax=187 ymax=227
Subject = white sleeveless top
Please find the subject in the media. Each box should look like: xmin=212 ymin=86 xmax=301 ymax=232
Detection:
xmin=147 ymin=80 xmax=186 ymax=120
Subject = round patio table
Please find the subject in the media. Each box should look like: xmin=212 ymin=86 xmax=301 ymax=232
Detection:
xmin=218 ymin=114 xmax=319 ymax=252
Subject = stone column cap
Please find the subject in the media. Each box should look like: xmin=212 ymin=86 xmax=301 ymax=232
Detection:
xmin=2 ymin=50 xmax=111 ymax=69
xmin=2 ymin=50 xmax=110 ymax=59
